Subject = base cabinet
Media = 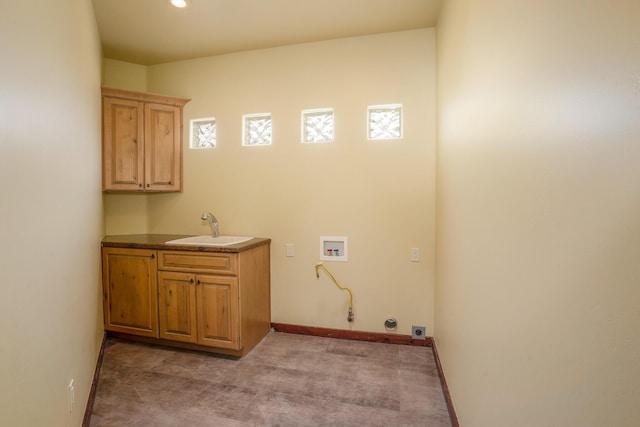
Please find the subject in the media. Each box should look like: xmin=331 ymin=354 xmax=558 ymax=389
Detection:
xmin=102 ymin=242 xmax=270 ymax=356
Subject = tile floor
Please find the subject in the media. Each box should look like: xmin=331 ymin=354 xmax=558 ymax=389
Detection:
xmin=89 ymin=332 xmax=451 ymax=426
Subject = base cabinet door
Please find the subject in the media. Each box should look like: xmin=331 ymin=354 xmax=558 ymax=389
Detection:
xmin=158 ymin=271 xmax=197 ymax=343
xmin=102 ymin=248 xmax=158 ymax=338
xmin=196 ymin=275 xmax=239 ymax=350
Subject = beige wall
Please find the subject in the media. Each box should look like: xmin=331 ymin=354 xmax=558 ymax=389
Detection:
xmin=104 ymin=29 xmax=436 ymax=335
xmin=102 ymin=59 xmax=150 ymax=234
xmin=436 ymin=0 xmax=640 ymax=425
xmin=0 ymin=0 xmax=104 ymax=426
xmin=103 ymin=58 xmax=147 ymax=92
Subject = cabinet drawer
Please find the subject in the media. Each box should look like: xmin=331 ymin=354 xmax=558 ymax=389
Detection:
xmin=158 ymin=251 xmax=237 ymax=275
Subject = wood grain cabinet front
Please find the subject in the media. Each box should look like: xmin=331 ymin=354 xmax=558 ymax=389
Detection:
xmin=102 ymin=242 xmax=270 ymax=357
xmin=157 ymin=271 xmax=239 ymax=349
xmin=102 ymin=247 xmax=159 ymax=338
xmin=102 ymin=87 xmax=190 ymax=192
xmin=195 ymin=274 xmax=239 ymax=349
xmin=157 ymin=271 xmax=197 ymax=343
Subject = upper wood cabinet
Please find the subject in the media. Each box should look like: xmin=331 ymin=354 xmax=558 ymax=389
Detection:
xmin=101 ymin=87 xmax=190 ymax=192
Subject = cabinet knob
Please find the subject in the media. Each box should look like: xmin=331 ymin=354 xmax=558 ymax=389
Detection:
xmin=150 ymin=254 xmax=155 ymax=259
xmin=138 ymin=183 xmax=142 ymax=188
xmin=196 ymin=280 xmax=201 ymax=285
xmin=190 ymin=278 xmax=194 ymax=284
xmin=146 ymin=184 xmax=150 ymax=188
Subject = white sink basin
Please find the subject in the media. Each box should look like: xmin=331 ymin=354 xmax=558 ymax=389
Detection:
xmin=165 ymin=235 xmax=253 ymax=247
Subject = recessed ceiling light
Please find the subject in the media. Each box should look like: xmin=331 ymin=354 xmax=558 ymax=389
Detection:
xmin=170 ymin=0 xmax=188 ymax=8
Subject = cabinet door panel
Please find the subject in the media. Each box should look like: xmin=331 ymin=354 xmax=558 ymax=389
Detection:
xmin=145 ymin=103 xmax=181 ymax=191
xmin=158 ymin=271 xmax=197 ymax=343
xmin=196 ymin=275 xmax=239 ymax=349
xmin=103 ymin=97 xmax=144 ymax=190
xmin=102 ymin=248 xmax=158 ymax=337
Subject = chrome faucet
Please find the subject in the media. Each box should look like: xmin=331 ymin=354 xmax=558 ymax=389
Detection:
xmin=201 ymin=212 xmax=219 ymax=237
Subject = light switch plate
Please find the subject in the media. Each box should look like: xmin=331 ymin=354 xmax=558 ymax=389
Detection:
xmin=285 ymin=243 xmax=294 ymax=257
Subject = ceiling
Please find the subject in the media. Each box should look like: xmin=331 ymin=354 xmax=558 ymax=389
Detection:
xmin=92 ymin=0 xmax=441 ymax=66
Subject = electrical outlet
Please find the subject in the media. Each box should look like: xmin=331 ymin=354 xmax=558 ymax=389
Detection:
xmin=410 ymin=248 xmax=420 ymax=262
xmin=411 ymin=325 xmax=426 ymax=340
xmin=68 ymin=379 xmax=75 ymax=413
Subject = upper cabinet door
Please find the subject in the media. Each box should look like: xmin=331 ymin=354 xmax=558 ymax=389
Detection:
xmin=102 ymin=97 xmax=144 ymax=191
xmin=144 ymin=102 xmax=182 ymax=192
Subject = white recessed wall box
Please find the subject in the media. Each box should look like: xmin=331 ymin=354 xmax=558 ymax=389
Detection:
xmin=320 ymin=236 xmax=348 ymax=262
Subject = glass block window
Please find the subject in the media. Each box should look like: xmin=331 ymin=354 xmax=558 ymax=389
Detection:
xmin=190 ymin=117 xmax=216 ymax=149
xmin=302 ymin=108 xmax=334 ymax=143
xmin=367 ymin=104 xmax=403 ymax=140
xmin=243 ymin=113 xmax=272 ymax=146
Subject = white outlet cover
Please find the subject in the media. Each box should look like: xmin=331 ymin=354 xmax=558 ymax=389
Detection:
xmin=285 ymin=243 xmax=294 ymax=257
xmin=411 ymin=326 xmax=426 ymax=339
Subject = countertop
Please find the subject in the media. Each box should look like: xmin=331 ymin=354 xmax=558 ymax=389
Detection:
xmin=102 ymin=234 xmax=271 ymax=253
